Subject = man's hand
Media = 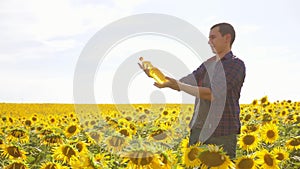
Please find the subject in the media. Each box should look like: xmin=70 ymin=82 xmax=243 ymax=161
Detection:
xmin=154 ymin=76 xmax=180 ymax=91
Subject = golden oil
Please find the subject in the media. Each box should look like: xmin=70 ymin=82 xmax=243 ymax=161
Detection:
xmin=139 ymin=57 xmax=167 ymax=84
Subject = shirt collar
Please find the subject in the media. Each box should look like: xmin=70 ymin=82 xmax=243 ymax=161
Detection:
xmin=221 ymin=51 xmax=234 ymax=60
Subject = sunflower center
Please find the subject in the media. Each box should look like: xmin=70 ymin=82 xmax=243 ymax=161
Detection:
xmin=25 ymin=120 xmax=32 ymax=126
xmin=199 ymin=151 xmax=225 ymax=167
xmin=7 ymin=146 xmax=22 ymax=158
xmin=187 ymin=147 xmax=200 ymax=161
xmin=243 ymin=135 xmax=255 ymax=145
xmin=151 ymin=129 xmax=167 ymax=140
xmin=45 ymin=164 xmax=57 ymax=169
xmin=244 ymin=114 xmax=251 ymax=121
xmin=119 ymin=129 xmax=130 ymax=137
xmin=62 ymin=146 xmax=76 ymax=158
xmin=129 ymin=151 xmax=153 ymax=165
xmin=248 ymin=125 xmax=258 ymax=132
xmin=67 ymin=125 xmax=77 ymax=134
xmin=75 ymin=143 xmax=83 ymax=152
xmin=163 ymin=111 xmax=169 ymax=116
xmin=290 ymin=138 xmax=300 ymax=146
xmin=11 ymin=129 xmax=26 ymax=138
xmin=109 ymin=136 xmax=125 ymax=147
xmin=264 ymin=154 xmax=274 ymax=166
xmin=7 ymin=162 xmax=26 ymax=169
xmin=44 ymin=135 xmax=62 ymax=144
xmin=276 ymin=153 xmax=284 ymax=160
xmin=237 ymin=158 xmax=254 ymax=168
xmin=267 ymin=130 xmax=275 ymax=138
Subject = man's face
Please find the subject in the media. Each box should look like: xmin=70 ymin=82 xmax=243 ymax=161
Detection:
xmin=208 ymin=26 xmax=228 ymax=55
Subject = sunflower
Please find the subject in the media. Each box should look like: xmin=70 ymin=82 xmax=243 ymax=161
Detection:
xmin=92 ymin=153 xmax=109 ymax=168
xmin=181 ymin=143 xmax=202 ymax=168
xmin=260 ymin=123 xmax=279 ymax=144
xmin=149 ymin=129 xmax=172 ymax=143
xmin=71 ymin=140 xmax=89 ymax=155
xmin=241 ymin=123 xmax=260 ymax=133
xmin=279 ymin=108 xmax=289 ymax=118
xmin=286 ymin=136 xmax=300 ymax=150
xmin=198 ymin=144 xmax=234 ymax=169
xmin=64 ymin=123 xmax=81 ymax=138
xmin=1 ymin=144 xmax=27 ymax=160
xmin=106 ymin=135 xmax=128 ymax=153
xmin=118 ymin=127 xmax=132 ymax=138
xmin=0 ymin=137 xmax=5 ymax=148
xmin=235 ymin=154 xmax=258 ymax=169
xmin=124 ymin=150 xmax=162 ymax=169
xmin=252 ymin=99 xmax=258 ymax=106
xmin=158 ymin=150 xmax=177 ymax=169
xmin=6 ymin=128 xmax=29 ymax=144
xmin=271 ymin=147 xmax=289 ymax=163
xmin=238 ymin=133 xmax=260 ymax=151
xmin=40 ymin=161 xmax=69 ymax=169
xmin=256 ymin=149 xmax=279 ymax=169
xmin=38 ymin=127 xmax=55 ymax=138
xmin=52 ymin=143 xmax=79 ymax=164
xmin=87 ymin=130 xmax=103 ymax=143
xmin=70 ymin=153 xmax=93 ymax=169
xmin=42 ymin=133 xmax=64 ymax=145
xmin=260 ymin=96 xmax=269 ymax=105
xmin=241 ymin=113 xmax=253 ymax=123
xmin=4 ymin=160 xmax=28 ymax=169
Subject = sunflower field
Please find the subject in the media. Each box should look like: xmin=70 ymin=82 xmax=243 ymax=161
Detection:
xmin=0 ymin=96 xmax=299 ymax=169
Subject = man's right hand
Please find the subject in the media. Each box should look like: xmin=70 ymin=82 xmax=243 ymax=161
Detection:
xmin=154 ymin=76 xmax=180 ymax=91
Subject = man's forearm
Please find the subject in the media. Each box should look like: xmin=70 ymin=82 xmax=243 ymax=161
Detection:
xmin=177 ymin=81 xmax=213 ymax=101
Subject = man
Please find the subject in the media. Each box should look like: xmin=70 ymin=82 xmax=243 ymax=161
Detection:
xmin=141 ymin=23 xmax=245 ymax=159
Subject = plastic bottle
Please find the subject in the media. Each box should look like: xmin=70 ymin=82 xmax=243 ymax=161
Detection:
xmin=139 ymin=57 xmax=167 ymax=84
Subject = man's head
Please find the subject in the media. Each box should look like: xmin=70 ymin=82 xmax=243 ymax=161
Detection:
xmin=208 ymin=23 xmax=235 ymax=55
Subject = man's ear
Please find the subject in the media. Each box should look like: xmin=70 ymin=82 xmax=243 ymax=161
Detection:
xmin=225 ymin=34 xmax=231 ymax=44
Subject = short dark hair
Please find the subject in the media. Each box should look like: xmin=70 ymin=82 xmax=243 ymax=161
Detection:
xmin=211 ymin=23 xmax=235 ymax=46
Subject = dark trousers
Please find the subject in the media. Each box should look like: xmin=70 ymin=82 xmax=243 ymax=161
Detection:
xmin=188 ymin=128 xmax=237 ymax=159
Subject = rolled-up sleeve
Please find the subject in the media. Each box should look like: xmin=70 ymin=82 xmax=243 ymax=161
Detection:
xmin=179 ymin=64 xmax=206 ymax=86
xmin=211 ymin=59 xmax=245 ymax=99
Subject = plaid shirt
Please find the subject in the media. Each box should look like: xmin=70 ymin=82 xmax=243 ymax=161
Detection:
xmin=180 ymin=51 xmax=245 ymax=137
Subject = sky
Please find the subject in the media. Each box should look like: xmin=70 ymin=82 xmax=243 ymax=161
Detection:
xmin=0 ymin=0 xmax=299 ymax=104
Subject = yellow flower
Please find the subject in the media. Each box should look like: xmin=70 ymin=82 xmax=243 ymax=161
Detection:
xmin=235 ymin=154 xmax=258 ymax=169
xmin=256 ymin=149 xmax=279 ymax=169
xmin=158 ymin=150 xmax=177 ymax=169
xmin=286 ymin=136 xmax=300 ymax=150
xmin=42 ymin=133 xmax=64 ymax=145
xmin=198 ymin=144 xmax=234 ymax=169
xmin=93 ymin=153 xmax=109 ymax=168
xmin=238 ymin=132 xmax=260 ymax=151
xmin=106 ymin=135 xmax=128 ymax=153
xmin=1 ymin=144 xmax=27 ymax=160
xmin=271 ymin=147 xmax=289 ymax=163
xmin=52 ymin=144 xmax=79 ymax=164
xmin=6 ymin=128 xmax=29 ymax=144
xmin=241 ymin=123 xmax=260 ymax=133
xmin=4 ymin=160 xmax=28 ymax=169
xmin=260 ymin=96 xmax=269 ymax=105
xmin=181 ymin=143 xmax=202 ymax=168
xmin=64 ymin=123 xmax=81 ymax=138
xmin=40 ymin=161 xmax=69 ymax=169
xmin=252 ymin=99 xmax=258 ymax=106
xmin=149 ymin=129 xmax=172 ymax=143
xmin=118 ymin=127 xmax=133 ymax=138
xmin=260 ymin=123 xmax=279 ymax=144
xmin=124 ymin=150 xmax=163 ymax=169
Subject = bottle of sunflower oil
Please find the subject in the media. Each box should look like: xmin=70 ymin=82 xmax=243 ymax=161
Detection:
xmin=139 ymin=57 xmax=167 ymax=84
